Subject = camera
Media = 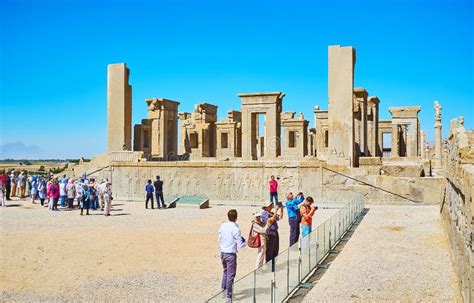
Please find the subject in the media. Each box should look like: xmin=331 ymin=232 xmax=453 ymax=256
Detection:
xmin=276 ymin=201 xmax=283 ymax=208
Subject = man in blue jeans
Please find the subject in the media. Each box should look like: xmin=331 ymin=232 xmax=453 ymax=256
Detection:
xmin=218 ymin=209 xmax=246 ymax=302
xmin=285 ymin=192 xmax=305 ymax=246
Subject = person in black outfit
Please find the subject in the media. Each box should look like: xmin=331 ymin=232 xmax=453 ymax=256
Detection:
xmin=153 ymin=175 xmax=166 ymax=209
xmin=5 ymin=174 xmax=11 ymax=200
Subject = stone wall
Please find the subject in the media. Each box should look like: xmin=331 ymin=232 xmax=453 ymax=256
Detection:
xmin=90 ymin=160 xmax=446 ymax=205
xmin=441 ymin=123 xmax=473 ymax=302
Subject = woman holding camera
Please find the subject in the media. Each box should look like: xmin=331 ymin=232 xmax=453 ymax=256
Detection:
xmin=300 ymin=196 xmax=317 ymax=237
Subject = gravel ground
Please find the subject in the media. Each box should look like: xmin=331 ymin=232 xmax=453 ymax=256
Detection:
xmin=0 ymin=197 xmax=336 ymax=302
xmin=301 ymin=205 xmax=462 ymax=302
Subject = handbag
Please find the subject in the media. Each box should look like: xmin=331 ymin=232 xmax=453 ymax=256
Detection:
xmin=247 ymin=224 xmax=261 ymax=248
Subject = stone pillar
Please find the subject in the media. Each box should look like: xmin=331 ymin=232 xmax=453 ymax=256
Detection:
xmin=434 ymin=101 xmax=442 ymax=168
xmin=133 ymin=124 xmax=142 ymax=151
xmin=420 ymin=130 xmax=425 ymax=158
xmin=367 ymin=96 xmax=379 ymax=157
xmin=391 ymin=124 xmax=399 ymax=157
xmin=354 ymin=88 xmax=368 ymax=157
xmin=328 ymin=45 xmax=355 ymax=166
xmin=314 ymin=107 xmax=329 ymax=160
xmin=107 ymin=63 xmax=132 ymax=151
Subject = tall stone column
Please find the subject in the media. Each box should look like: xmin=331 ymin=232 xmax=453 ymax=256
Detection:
xmin=434 ymin=101 xmax=442 ymax=168
xmin=327 ymin=45 xmax=356 ymax=166
xmin=420 ymin=130 xmax=425 ymax=158
xmin=107 ymin=63 xmax=132 ymax=151
xmin=391 ymin=124 xmax=399 ymax=157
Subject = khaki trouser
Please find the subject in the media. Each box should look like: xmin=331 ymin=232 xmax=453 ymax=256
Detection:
xmin=255 ymin=238 xmax=267 ymax=269
xmin=20 ymin=186 xmax=26 ymax=198
xmin=11 ymin=184 xmax=16 ymax=197
xmin=104 ymin=194 xmax=111 ymax=216
xmin=99 ymin=193 xmax=104 ymax=210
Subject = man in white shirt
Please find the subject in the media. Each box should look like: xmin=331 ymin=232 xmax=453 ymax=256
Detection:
xmin=218 ymin=209 xmax=246 ymax=302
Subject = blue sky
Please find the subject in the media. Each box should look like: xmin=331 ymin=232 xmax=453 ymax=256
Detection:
xmin=0 ymin=0 xmax=472 ymax=159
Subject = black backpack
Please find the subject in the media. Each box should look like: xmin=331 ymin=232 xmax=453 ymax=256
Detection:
xmin=51 ymin=185 xmax=57 ymax=195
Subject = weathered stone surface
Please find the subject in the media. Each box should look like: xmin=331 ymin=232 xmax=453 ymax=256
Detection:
xmin=314 ymin=107 xmax=328 ymax=160
xmin=389 ymin=106 xmax=421 ymax=158
xmin=216 ymin=110 xmax=242 ymax=159
xmin=179 ymin=103 xmax=218 ymax=159
xmin=434 ymin=101 xmax=443 ymax=168
xmin=359 ymin=157 xmax=382 ymax=166
xmin=281 ymin=112 xmax=309 ymax=159
xmin=107 ymin=63 xmax=132 ymax=152
xmin=367 ymin=96 xmax=380 ymax=157
xmin=239 ymin=92 xmax=283 ymax=160
xmin=381 ymin=164 xmax=424 ymax=177
xmin=442 ymin=124 xmax=473 ymax=303
xmin=133 ymin=98 xmax=179 ymax=160
xmin=327 ymin=45 xmax=355 ymax=166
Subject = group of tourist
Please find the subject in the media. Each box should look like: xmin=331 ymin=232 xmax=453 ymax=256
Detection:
xmin=218 ymin=175 xmax=318 ymax=302
xmin=0 ymin=171 xmax=113 ymax=216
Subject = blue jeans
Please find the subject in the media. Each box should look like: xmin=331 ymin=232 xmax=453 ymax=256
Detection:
xmin=301 ymin=224 xmax=312 ymax=237
xmin=270 ymin=192 xmax=278 ymax=204
xmin=221 ymin=252 xmax=237 ymax=300
xmin=60 ymin=196 xmax=66 ymax=207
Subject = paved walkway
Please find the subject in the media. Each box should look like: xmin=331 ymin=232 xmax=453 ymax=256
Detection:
xmin=301 ymin=205 xmax=462 ymax=302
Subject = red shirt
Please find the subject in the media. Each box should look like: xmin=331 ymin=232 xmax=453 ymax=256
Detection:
xmin=269 ymin=180 xmax=278 ymax=193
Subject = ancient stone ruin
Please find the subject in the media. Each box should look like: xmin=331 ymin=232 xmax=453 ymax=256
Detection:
xmin=102 ymin=46 xmax=429 ymax=167
xmin=74 ymin=46 xmax=472 ymax=299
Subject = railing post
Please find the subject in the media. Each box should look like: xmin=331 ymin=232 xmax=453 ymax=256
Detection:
xmin=271 ymin=278 xmax=275 ymax=303
xmin=287 ymin=248 xmax=290 ymax=296
xmin=253 ymin=270 xmax=256 ymax=303
xmin=298 ymin=238 xmax=302 ymax=282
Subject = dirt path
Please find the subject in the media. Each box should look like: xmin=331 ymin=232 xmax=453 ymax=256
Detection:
xmin=0 ymin=198 xmax=335 ymax=302
xmin=300 ymin=205 xmax=462 ymax=302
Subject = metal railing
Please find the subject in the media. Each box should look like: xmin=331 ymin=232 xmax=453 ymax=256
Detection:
xmin=207 ymin=196 xmax=365 ymax=302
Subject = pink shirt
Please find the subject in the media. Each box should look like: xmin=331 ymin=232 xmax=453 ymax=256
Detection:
xmin=269 ymin=180 xmax=278 ymax=193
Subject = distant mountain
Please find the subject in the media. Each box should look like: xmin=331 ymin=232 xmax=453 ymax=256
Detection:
xmin=0 ymin=141 xmax=45 ymax=160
